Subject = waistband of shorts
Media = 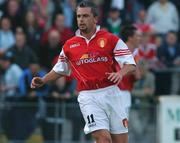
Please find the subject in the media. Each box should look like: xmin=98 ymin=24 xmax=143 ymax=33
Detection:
xmin=79 ymin=85 xmax=117 ymax=94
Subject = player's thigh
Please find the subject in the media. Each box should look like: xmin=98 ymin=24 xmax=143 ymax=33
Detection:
xmin=78 ymin=93 xmax=110 ymax=134
xmin=91 ymin=129 xmax=112 ymax=143
xmin=111 ymin=133 xmax=128 ymax=143
xmin=79 ymin=100 xmax=109 ymax=134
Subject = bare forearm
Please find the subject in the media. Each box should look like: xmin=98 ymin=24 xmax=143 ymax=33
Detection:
xmin=120 ymin=64 xmax=136 ymax=77
xmin=42 ymin=70 xmax=62 ymax=84
xmin=107 ymin=64 xmax=136 ymax=84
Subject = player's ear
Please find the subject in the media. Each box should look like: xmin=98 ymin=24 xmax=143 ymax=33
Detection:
xmin=94 ymin=16 xmax=98 ymax=24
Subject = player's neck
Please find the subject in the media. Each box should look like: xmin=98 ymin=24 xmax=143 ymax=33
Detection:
xmin=81 ymin=26 xmax=96 ymax=40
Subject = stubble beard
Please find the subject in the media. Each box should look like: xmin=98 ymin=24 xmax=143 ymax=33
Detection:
xmin=79 ymin=26 xmax=89 ymax=34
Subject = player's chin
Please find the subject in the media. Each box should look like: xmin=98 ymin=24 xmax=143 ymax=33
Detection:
xmin=79 ymin=25 xmax=86 ymax=30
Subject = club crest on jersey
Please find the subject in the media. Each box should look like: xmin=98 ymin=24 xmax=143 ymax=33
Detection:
xmin=97 ymin=38 xmax=107 ymax=48
xmin=122 ymin=118 xmax=128 ymax=128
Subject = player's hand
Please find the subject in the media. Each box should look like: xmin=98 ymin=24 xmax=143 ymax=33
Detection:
xmin=106 ymin=71 xmax=123 ymax=85
xmin=31 ymin=77 xmax=44 ymax=89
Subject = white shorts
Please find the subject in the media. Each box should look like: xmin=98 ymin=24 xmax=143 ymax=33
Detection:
xmin=120 ymin=90 xmax=131 ymax=117
xmin=77 ymin=85 xmax=128 ymax=134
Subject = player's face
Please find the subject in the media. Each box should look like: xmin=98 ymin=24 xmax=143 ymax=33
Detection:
xmin=76 ymin=7 xmax=97 ymax=33
xmin=131 ymin=30 xmax=142 ymax=48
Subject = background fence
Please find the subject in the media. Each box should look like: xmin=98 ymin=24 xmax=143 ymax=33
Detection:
xmin=0 ymin=96 xmax=158 ymax=143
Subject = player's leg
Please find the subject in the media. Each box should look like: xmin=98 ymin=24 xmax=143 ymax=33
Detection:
xmin=77 ymin=91 xmax=112 ymax=143
xmin=111 ymin=133 xmax=128 ymax=143
xmin=108 ymin=86 xmax=129 ymax=143
xmin=119 ymin=90 xmax=131 ymax=119
xmin=91 ymin=129 xmax=112 ymax=143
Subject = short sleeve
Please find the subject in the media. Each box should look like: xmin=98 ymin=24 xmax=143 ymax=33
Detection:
xmin=52 ymin=49 xmax=71 ymax=76
xmin=113 ymin=39 xmax=136 ymax=66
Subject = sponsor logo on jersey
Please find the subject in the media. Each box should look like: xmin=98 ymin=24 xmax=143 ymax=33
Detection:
xmin=76 ymin=53 xmax=108 ymax=65
xmin=97 ymin=38 xmax=107 ymax=48
xmin=70 ymin=43 xmax=80 ymax=48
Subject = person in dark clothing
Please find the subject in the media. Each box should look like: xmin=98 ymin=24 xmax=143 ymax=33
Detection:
xmin=13 ymin=59 xmax=49 ymax=142
xmin=23 ymin=10 xmax=44 ymax=56
xmin=156 ymin=31 xmax=180 ymax=94
xmin=2 ymin=0 xmax=25 ymax=32
xmin=40 ymin=29 xmax=62 ymax=71
xmin=157 ymin=31 xmax=180 ymax=67
xmin=41 ymin=76 xmax=79 ymax=142
xmin=8 ymin=27 xmax=38 ymax=69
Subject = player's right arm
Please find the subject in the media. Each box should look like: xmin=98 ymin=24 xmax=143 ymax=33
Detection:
xmin=31 ymin=70 xmax=62 ymax=89
xmin=31 ymin=49 xmax=71 ymax=89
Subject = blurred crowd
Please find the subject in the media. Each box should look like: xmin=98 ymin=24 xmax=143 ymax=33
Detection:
xmin=0 ymin=0 xmax=179 ymax=142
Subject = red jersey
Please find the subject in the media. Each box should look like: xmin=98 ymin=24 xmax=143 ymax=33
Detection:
xmin=137 ymin=43 xmax=156 ymax=60
xmin=53 ymin=27 xmax=136 ymax=91
xmin=118 ymin=74 xmax=136 ymax=91
xmin=118 ymin=51 xmax=140 ymax=91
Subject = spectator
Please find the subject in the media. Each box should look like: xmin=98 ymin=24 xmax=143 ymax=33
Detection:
xmin=157 ymin=31 xmax=180 ymax=95
xmin=157 ymin=31 xmax=180 ymax=67
xmin=92 ymin=0 xmax=105 ymax=25
xmin=0 ymin=51 xmax=22 ymax=97
xmin=132 ymin=59 xmax=155 ymax=97
xmin=29 ymin=0 xmax=55 ymax=29
xmin=130 ymin=59 xmax=156 ymax=143
xmin=0 ymin=0 xmax=5 ymax=10
xmin=134 ymin=9 xmax=154 ymax=35
xmin=8 ymin=27 xmax=38 ymax=69
xmin=103 ymin=7 xmax=122 ymax=36
xmin=125 ymin=0 xmax=144 ymax=22
xmin=136 ymin=31 xmax=160 ymax=70
xmin=111 ymin=0 xmax=125 ymax=10
xmin=41 ymin=13 xmax=74 ymax=45
xmin=16 ymin=59 xmax=48 ymax=142
xmin=0 ymin=51 xmax=23 ymax=142
xmin=2 ymin=0 xmax=25 ymax=32
xmin=147 ymin=0 xmax=179 ymax=35
xmin=40 ymin=29 xmax=61 ymax=71
xmin=41 ymin=76 xmax=77 ymax=142
xmin=0 ymin=17 xmax=15 ymax=55
xmin=61 ymin=0 xmax=77 ymax=28
xmin=23 ymin=10 xmax=44 ymax=55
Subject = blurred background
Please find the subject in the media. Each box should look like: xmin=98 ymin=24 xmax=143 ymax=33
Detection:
xmin=0 ymin=0 xmax=179 ymax=143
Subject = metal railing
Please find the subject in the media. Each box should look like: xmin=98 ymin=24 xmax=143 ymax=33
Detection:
xmin=0 ymin=96 xmax=157 ymax=143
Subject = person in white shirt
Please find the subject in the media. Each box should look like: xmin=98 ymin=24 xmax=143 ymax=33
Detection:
xmin=146 ymin=0 xmax=179 ymax=34
xmin=0 ymin=17 xmax=15 ymax=54
xmin=0 ymin=51 xmax=22 ymax=97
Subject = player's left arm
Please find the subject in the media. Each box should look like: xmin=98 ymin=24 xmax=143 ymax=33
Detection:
xmin=107 ymin=38 xmax=136 ymax=84
xmin=107 ymin=64 xmax=135 ymax=84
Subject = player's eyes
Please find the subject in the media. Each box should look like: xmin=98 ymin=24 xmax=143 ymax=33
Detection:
xmin=77 ymin=14 xmax=90 ymax=18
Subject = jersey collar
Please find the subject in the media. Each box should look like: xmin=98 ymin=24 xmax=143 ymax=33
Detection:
xmin=75 ymin=25 xmax=100 ymax=43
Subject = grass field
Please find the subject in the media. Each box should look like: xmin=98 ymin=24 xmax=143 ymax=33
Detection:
xmin=0 ymin=128 xmax=43 ymax=143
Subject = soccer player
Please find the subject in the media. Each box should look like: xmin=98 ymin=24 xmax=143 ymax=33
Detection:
xmin=118 ymin=25 xmax=142 ymax=116
xmin=31 ymin=1 xmax=136 ymax=143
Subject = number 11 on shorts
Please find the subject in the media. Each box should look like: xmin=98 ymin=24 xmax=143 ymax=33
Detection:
xmin=87 ymin=114 xmax=96 ymax=127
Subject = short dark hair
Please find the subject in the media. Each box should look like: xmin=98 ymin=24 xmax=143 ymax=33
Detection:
xmin=167 ymin=30 xmax=177 ymax=36
xmin=121 ymin=25 xmax=137 ymax=42
xmin=0 ymin=51 xmax=14 ymax=63
xmin=77 ymin=0 xmax=98 ymax=17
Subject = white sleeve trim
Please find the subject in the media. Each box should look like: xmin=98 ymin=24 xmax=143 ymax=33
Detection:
xmin=113 ymin=39 xmax=136 ymax=65
xmin=52 ymin=49 xmax=71 ymax=76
